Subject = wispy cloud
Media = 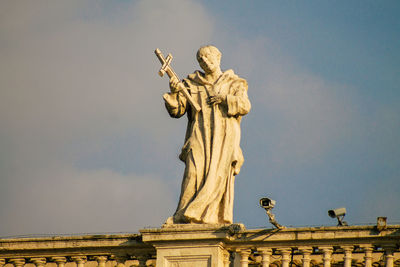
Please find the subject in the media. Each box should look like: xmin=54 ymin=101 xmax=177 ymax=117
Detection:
xmin=0 ymin=0 xmax=213 ymax=235
xmin=1 ymin=0 xmax=399 ymax=235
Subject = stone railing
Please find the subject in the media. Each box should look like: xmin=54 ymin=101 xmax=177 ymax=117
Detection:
xmin=224 ymin=225 xmax=400 ymax=267
xmin=141 ymin=224 xmax=400 ymax=267
xmin=0 ymin=234 xmax=156 ymax=267
xmin=1 ymin=225 xmax=399 ymax=267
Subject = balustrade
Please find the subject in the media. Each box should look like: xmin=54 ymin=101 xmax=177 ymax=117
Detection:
xmin=1 ymin=225 xmax=399 ymax=267
xmin=0 ymin=256 xmax=156 ymax=267
xmin=224 ymin=225 xmax=400 ymax=267
xmin=0 ymin=234 xmax=155 ymax=267
xmin=226 ymin=245 xmax=400 ymax=266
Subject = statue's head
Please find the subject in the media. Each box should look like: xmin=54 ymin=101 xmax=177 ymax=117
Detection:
xmin=196 ymin=45 xmax=221 ymax=74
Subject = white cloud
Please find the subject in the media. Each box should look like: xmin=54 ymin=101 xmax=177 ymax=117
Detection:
xmin=0 ymin=0 xmax=214 ymax=235
xmin=214 ymin=36 xmax=356 ymax=168
xmin=0 ymin=0 xmax=214 ymax=146
xmin=1 ymin=0 xmax=399 ymax=234
xmin=0 ymin=165 xmax=175 ymax=235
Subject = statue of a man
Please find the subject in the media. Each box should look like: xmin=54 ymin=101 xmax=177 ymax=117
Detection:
xmin=163 ymin=45 xmax=251 ymax=224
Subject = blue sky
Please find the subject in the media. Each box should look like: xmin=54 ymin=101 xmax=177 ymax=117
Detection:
xmin=0 ymin=0 xmax=399 ymax=236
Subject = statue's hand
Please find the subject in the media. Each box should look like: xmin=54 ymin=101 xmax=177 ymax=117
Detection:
xmin=169 ymin=76 xmax=183 ymax=94
xmin=207 ymin=94 xmax=226 ymax=105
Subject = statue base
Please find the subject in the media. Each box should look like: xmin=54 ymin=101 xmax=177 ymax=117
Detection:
xmin=140 ymin=224 xmax=245 ymax=267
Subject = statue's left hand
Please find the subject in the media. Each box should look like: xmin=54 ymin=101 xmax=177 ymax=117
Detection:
xmin=207 ymin=94 xmax=226 ymax=105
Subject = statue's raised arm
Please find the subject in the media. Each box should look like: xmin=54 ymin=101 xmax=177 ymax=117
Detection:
xmin=155 ymin=49 xmax=201 ymax=112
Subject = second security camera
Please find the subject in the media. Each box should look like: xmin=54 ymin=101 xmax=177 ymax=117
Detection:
xmin=328 ymin=207 xmax=348 ymax=226
xmin=328 ymin=207 xmax=346 ymax=218
xmin=259 ymin=197 xmax=276 ymax=210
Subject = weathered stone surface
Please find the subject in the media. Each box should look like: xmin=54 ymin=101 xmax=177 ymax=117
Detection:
xmin=1 ymin=225 xmax=399 ymax=267
xmin=158 ymin=45 xmax=251 ymax=225
xmin=141 ymin=225 xmax=400 ymax=267
xmin=142 ymin=224 xmax=234 ymax=267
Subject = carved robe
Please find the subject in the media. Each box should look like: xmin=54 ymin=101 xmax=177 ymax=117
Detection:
xmin=163 ymin=69 xmax=251 ymax=224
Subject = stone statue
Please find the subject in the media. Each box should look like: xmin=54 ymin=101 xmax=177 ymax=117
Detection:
xmin=156 ymin=45 xmax=251 ymax=224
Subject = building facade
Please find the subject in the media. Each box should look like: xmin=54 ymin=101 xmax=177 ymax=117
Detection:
xmin=1 ymin=224 xmax=399 ymax=266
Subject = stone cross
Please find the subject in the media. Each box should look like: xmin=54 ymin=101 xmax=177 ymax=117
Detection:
xmin=155 ymin=48 xmax=201 ymax=112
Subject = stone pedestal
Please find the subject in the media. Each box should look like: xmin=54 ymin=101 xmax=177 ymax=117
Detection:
xmin=140 ymin=224 xmax=243 ymax=267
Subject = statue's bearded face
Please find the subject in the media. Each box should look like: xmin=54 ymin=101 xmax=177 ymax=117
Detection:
xmin=197 ymin=49 xmax=221 ymax=74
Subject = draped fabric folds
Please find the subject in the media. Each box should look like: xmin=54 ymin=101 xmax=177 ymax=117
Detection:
xmin=163 ymin=69 xmax=251 ymax=224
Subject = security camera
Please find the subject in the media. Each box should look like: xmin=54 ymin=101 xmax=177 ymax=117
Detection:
xmin=328 ymin=207 xmax=346 ymax=218
xmin=259 ymin=197 xmax=284 ymax=229
xmin=260 ymin=197 xmax=276 ymax=210
xmin=328 ymin=207 xmax=348 ymax=226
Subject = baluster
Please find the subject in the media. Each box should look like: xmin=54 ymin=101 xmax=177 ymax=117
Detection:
xmin=71 ymin=256 xmax=87 ymax=267
xmin=361 ymin=246 xmax=373 ymax=267
xmin=320 ymin=247 xmax=333 ymax=267
xmin=258 ymin=248 xmax=272 ymax=267
xmin=383 ymin=246 xmax=396 ymax=267
xmin=146 ymin=258 xmax=156 ymax=267
xmin=115 ymin=256 xmax=126 ymax=267
xmin=146 ymin=259 xmax=156 ymax=267
xmin=299 ymin=247 xmax=313 ymax=267
xmin=136 ymin=256 xmax=147 ymax=267
xmin=238 ymin=249 xmax=251 ymax=267
xmin=94 ymin=256 xmax=108 ymax=267
xmin=9 ymin=259 xmax=26 ymax=267
xmin=342 ymin=246 xmax=353 ymax=267
xmin=52 ymin=257 xmax=67 ymax=267
xmin=31 ymin=258 xmax=46 ymax=267
xmin=278 ymin=248 xmax=291 ymax=267
xmin=223 ymin=251 xmax=230 ymax=267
